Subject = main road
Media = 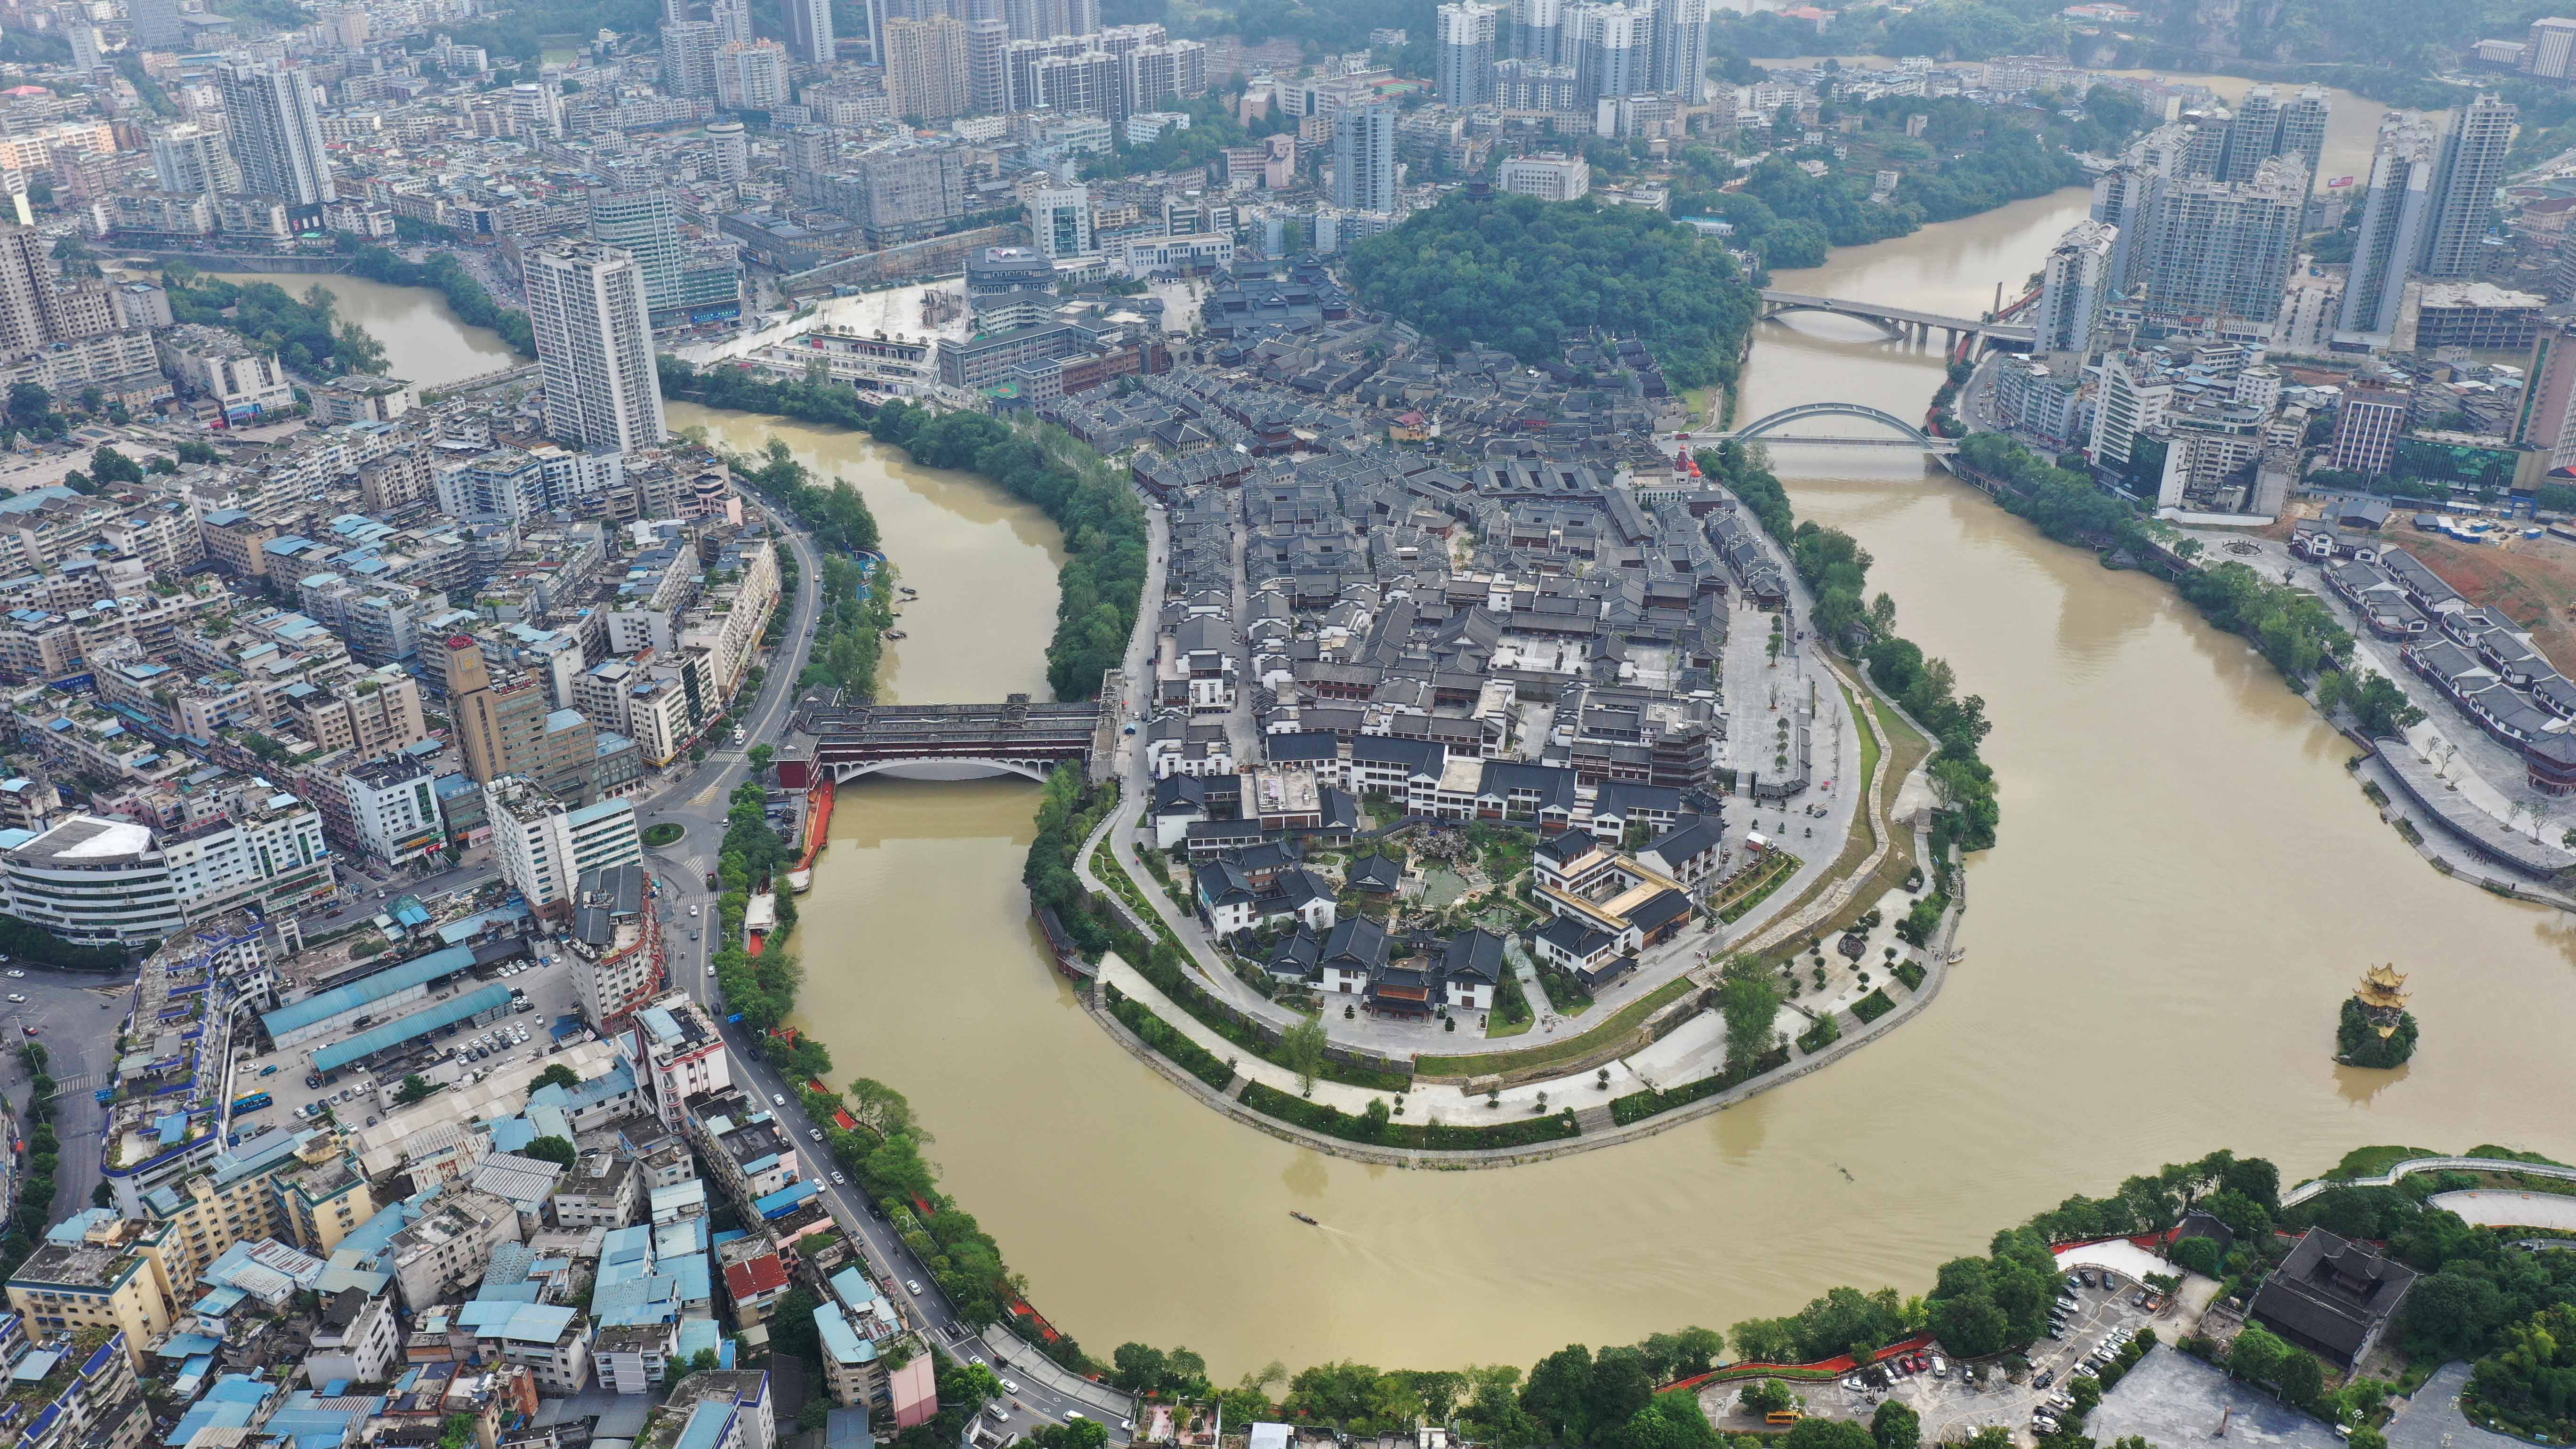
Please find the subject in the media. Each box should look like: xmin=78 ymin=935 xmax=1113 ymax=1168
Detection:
xmin=638 ymin=493 xmax=1139 ymax=1437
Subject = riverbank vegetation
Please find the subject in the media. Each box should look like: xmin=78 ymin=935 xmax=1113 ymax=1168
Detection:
xmin=657 ymin=359 xmax=1146 ymax=703
xmin=726 ymin=440 xmax=897 ymax=699
xmin=1348 ymin=193 xmax=1759 ymax=392
xmin=1699 ymin=442 xmax=2001 ymax=856
xmin=2336 ymin=997 xmax=2419 ymax=1069
xmin=336 ymin=239 xmax=536 ymax=357
xmin=165 ymin=266 xmax=387 ymax=377
xmin=1953 ymin=432 xmax=2426 ymax=740
xmin=866 ymin=403 xmax=1145 ymax=701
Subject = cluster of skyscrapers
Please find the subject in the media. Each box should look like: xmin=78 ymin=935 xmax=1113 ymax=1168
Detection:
xmin=1434 ymin=0 xmax=1706 ymax=112
xmin=2334 ymin=97 xmax=2519 ymax=346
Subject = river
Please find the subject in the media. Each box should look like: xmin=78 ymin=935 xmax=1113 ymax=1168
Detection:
xmin=374 ymin=194 xmax=2576 ymax=1377
xmin=204 ymin=272 xmax=521 ymax=389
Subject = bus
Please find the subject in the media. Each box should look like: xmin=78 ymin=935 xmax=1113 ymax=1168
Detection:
xmin=1764 ymin=1413 xmax=1802 ymax=1426
xmin=230 ymin=1092 xmax=273 ymax=1115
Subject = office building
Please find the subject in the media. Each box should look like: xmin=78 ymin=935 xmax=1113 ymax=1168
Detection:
xmin=1497 ymin=151 xmax=1589 ymax=200
xmin=486 ymin=776 xmax=644 ymax=914
xmin=588 ymin=189 xmax=684 ymax=324
xmin=2425 ymin=95 xmax=2515 ymax=280
xmin=886 ymin=16 xmax=974 ymax=121
xmin=2132 ymin=157 xmax=2304 ymax=330
xmin=2033 ymin=219 xmax=2115 ymax=356
xmin=215 ymin=60 xmax=336 ymax=223
xmin=2338 ymin=111 xmax=2442 ymax=342
xmin=786 ymin=0 xmax=835 ymax=63
xmin=1028 ymin=185 xmax=1095 ymax=258
xmin=526 ymin=242 xmax=665 ymax=455
xmin=1437 ymin=1 xmax=1500 ymax=107
xmin=130 ymin=0 xmax=185 ymax=47
xmin=2527 ymin=16 xmax=2576 ymax=79
xmin=1333 ymin=102 xmax=1398 ymax=214
xmin=2330 ymin=387 xmax=2409 ymax=475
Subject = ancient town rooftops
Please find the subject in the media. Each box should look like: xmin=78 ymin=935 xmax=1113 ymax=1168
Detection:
xmin=2249 ymin=1228 xmax=2419 ymax=1366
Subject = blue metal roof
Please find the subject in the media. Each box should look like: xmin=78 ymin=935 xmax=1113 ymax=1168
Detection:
xmin=260 ymin=946 xmax=476 ymax=1037
xmin=310 ymin=985 xmax=511 ymax=1072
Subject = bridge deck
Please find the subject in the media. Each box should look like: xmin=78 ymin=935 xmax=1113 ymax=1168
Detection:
xmin=806 ymin=696 xmax=1102 ymax=759
xmin=1758 ymin=289 xmax=2036 ymax=341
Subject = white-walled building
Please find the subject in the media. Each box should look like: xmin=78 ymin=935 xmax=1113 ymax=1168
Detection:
xmin=484 ymin=777 xmax=643 ymax=912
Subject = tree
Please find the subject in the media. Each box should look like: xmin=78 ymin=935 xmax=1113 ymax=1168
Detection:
xmin=1717 ymin=965 xmax=1782 ymax=1075
xmin=1869 ymin=1398 xmax=1920 ymax=1449
xmin=532 ymin=1063 xmax=580 ymax=1092
xmin=1737 ymin=1379 xmax=1797 ymax=1416
xmin=523 ymin=1135 xmax=577 ymax=1167
xmin=6 ymin=382 xmax=49 ymax=429
xmin=2271 ymin=1349 xmax=2323 ymax=1408
xmin=1281 ymin=1014 xmax=1328 ymax=1095
xmin=796 ymin=1401 xmax=830 ymax=1431
xmin=749 ymin=743 xmax=775 ymax=773
xmin=2169 ymin=1234 xmax=2224 ymax=1278
xmin=1638 ymin=1328 xmax=1725 ymax=1383
xmin=88 ymin=446 xmax=143 ymax=485
xmin=2228 ymin=1324 xmax=2289 ymax=1385
xmin=1780 ymin=1418 xmax=1873 ymax=1449
xmin=1111 ymin=1343 xmax=1170 ymax=1394
xmin=1030 ymin=1422 xmax=1108 ymax=1449
xmin=394 ymin=1074 xmax=437 ymax=1104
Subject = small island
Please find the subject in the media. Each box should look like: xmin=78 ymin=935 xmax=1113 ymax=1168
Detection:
xmin=2337 ymin=963 xmax=2419 ymax=1068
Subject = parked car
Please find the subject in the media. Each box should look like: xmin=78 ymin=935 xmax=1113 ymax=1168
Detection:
xmin=4 ymin=993 xmax=23 ymax=1003
xmin=3 ymin=970 xmax=20 ymax=978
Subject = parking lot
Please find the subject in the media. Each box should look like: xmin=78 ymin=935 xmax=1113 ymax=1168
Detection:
xmin=227 ymin=950 xmax=588 ymax=1136
xmin=1708 ymin=1267 xmax=2178 ymax=1445
xmin=0 ymin=965 xmax=133 ymax=1217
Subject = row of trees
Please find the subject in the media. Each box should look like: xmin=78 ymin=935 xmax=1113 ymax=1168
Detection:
xmin=659 ymin=355 xmax=878 ymax=433
xmin=1348 ymin=193 xmax=1760 ymax=392
xmin=720 ymin=437 xmax=897 ymax=701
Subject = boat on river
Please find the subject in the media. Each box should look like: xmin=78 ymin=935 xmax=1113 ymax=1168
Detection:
xmin=1289 ymin=1211 xmax=1318 ymax=1226
xmin=886 ymin=629 xmax=908 ymax=639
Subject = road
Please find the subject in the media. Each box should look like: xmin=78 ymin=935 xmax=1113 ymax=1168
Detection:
xmin=636 ymin=499 xmax=1140 ymax=1437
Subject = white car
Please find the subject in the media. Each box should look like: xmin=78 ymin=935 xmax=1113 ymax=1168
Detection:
xmin=690 ymin=905 xmax=701 ymax=918
xmin=906 ymin=1280 xmax=924 ymax=1296
xmin=5 ymin=970 xmax=23 ymax=978
xmin=831 ymin=1171 xmax=847 ymax=1185
xmin=1063 ymin=1412 xmax=1086 ymax=1424
xmin=809 ymin=1128 xmax=823 ymax=1141
xmin=1000 ymin=1381 xmax=1019 ymax=1396
xmin=5 ymin=993 xmax=22 ymax=1004
xmin=772 ymin=1093 xmax=785 ymax=1106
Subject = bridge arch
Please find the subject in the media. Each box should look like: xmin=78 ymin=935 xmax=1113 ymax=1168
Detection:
xmin=829 ymin=757 xmax=1062 ymax=784
xmin=1731 ymin=402 xmax=1944 ymax=448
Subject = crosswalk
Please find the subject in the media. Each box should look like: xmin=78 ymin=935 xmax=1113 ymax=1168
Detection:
xmin=48 ymin=1072 xmax=102 ymax=1098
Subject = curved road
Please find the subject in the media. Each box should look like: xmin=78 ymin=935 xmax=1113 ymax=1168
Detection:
xmin=640 ymin=495 xmax=1139 ymax=1438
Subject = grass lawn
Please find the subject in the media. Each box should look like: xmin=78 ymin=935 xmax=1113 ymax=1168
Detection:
xmin=2327 ymin=1144 xmax=2444 ymax=1179
xmin=1484 ymin=1012 xmax=1533 ymax=1039
xmin=1417 ymin=975 xmax=1696 ymax=1079
xmin=642 ymin=822 xmax=685 ymax=847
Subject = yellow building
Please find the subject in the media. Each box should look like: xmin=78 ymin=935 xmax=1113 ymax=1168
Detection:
xmin=140 ymin=1130 xmax=376 ymax=1298
xmin=6 ymin=1220 xmax=180 ymax=1371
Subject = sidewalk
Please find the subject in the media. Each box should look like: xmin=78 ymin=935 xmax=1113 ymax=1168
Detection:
xmin=1096 ymin=952 xmax=1650 ymax=1119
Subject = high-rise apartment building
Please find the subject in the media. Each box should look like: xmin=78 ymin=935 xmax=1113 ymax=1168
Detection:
xmin=886 ymin=16 xmax=974 ymax=121
xmin=2218 ymin=86 xmax=2279 ymax=184
xmin=710 ymin=0 xmax=753 ymax=42
xmin=2032 ymin=219 xmax=2115 ymax=356
xmin=485 ymin=777 xmax=642 ymax=915
xmin=1436 ymin=1 xmax=1500 ymax=107
xmin=147 ymin=122 xmax=238 ymax=194
xmin=2337 ymin=111 xmax=2442 ymax=343
xmin=1648 ymin=0 xmax=1705 ymax=103
xmin=2132 ymin=157 xmax=2304 ymax=329
xmin=526 ymin=242 xmax=665 ymax=455
xmin=1124 ymin=40 xmax=1207 ymax=111
xmin=786 ymin=0 xmax=835 ymax=62
xmin=967 ymin=18 xmax=1011 ymax=113
xmin=661 ymin=20 xmax=723 ymax=96
xmin=587 ymin=189 xmax=684 ymax=328
xmin=1333 ymin=102 xmax=1398 ymax=213
xmin=215 ymin=60 xmax=336 ymax=222
xmin=707 ymin=120 xmax=750 ymax=181
xmin=2515 ymin=320 xmax=2576 ymax=470
xmin=1004 ymin=0 xmax=1096 ymax=40
xmin=2424 ymin=94 xmax=2515 ymax=280
xmin=714 ymin=40 xmax=791 ymax=111
xmin=2089 ymin=162 xmax=2152 ymax=299
xmin=1513 ymin=0 xmax=1563 ymax=64
xmin=1564 ymin=0 xmax=1650 ymax=105
xmin=2276 ymin=86 xmax=2330 ymax=185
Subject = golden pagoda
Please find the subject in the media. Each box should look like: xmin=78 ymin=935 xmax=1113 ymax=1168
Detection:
xmin=2353 ymin=964 xmax=2411 ymax=1038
